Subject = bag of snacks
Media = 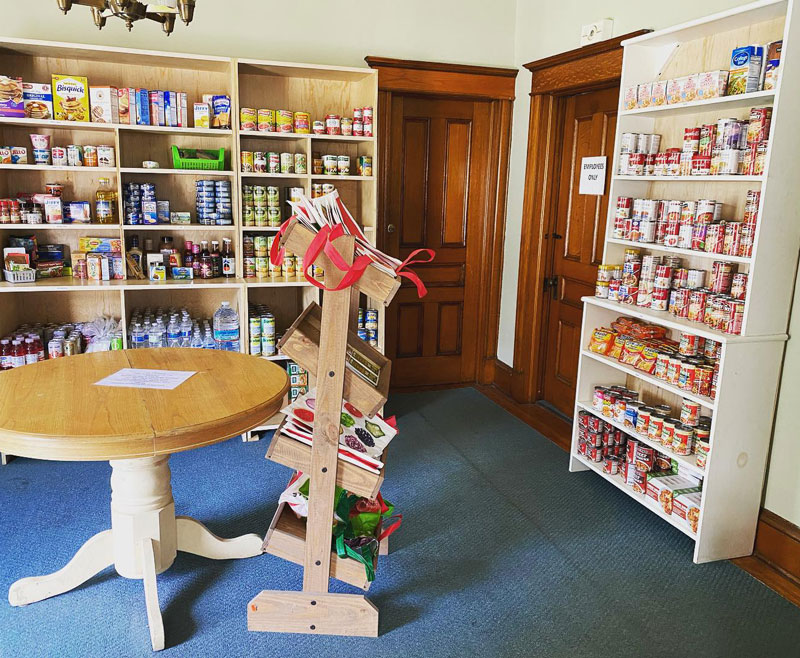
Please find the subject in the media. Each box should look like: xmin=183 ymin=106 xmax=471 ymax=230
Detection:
xmin=587 ymin=328 xmax=616 ymax=355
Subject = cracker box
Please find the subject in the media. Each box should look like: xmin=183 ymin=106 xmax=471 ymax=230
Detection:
xmin=22 ymin=82 xmax=53 ymax=119
xmin=650 ymin=80 xmax=667 ymax=107
xmin=134 ymin=88 xmax=150 ymax=125
xmin=666 ymin=78 xmax=682 ymax=105
xmin=193 ymin=102 xmax=210 ymax=129
xmin=623 ymin=85 xmax=638 ymax=110
xmin=697 ymin=70 xmax=729 ymax=100
xmin=52 ymin=74 xmax=90 ymax=122
xmin=89 ymin=86 xmax=119 ymax=123
xmin=728 ymin=45 xmax=763 ymax=95
xmin=0 ymin=75 xmax=24 ymax=118
xmin=78 ymin=237 xmax=121 ymax=253
xmin=117 ymin=87 xmax=136 ymax=124
xmin=636 ymin=82 xmax=652 ymax=108
xmin=673 ymin=489 xmax=703 ymax=533
xmin=646 ymin=473 xmax=701 ymax=516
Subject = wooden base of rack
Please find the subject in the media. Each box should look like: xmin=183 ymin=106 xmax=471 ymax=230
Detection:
xmin=248 ymin=591 xmax=379 ymax=637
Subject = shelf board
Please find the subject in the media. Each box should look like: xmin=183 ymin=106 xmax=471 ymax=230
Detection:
xmin=242 ymin=226 xmax=280 ymax=232
xmin=621 ymin=90 xmax=776 ymax=118
xmin=582 ymin=296 xmax=787 ymax=344
xmin=573 ymin=452 xmax=697 ymax=540
xmin=0 ymin=277 xmax=127 ymax=292
xmin=239 ymin=131 xmax=308 ymax=140
xmin=119 ymin=168 xmax=236 ymax=176
xmin=0 ymin=164 xmax=117 ymax=173
xmin=0 ymin=223 xmax=120 ymax=230
xmin=576 ymin=401 xmax=706 ymax=478
xmin=605 ymin=238 xmax=752 ymax=264
xmin=245 ymin=277 xmax=313 ymax=287
xmin=0 ymin=116 xmax=233 ymax=136
xmin=311 ymin=175 xmax=375 ymax=181
xmin=581 ymin=349 xmax=717 ymax=410
xmin=310 ymin=134 xmax=375 ymax=143
xmin=123 ymin=224 xmax=234 ymax=231
xmin=260 ymin=354 xmax=290 ymax=361
xmin=240 ymin=172 xmax=308 ymax=179
xmin=614 ymin=175 xmax=763 ymax=182
xmin=121 ymin=278 xmax=242 ymax=290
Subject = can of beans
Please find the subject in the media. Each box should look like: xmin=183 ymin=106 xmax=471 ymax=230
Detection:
xmin=358 ymin=155 xmax=373 ymax=177
xmin=280 ymin=152 xmax=293 ymax=174
xmin=293 ymin=153 xmax=307 ymax=174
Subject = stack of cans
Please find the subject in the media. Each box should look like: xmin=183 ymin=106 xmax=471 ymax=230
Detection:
xmin=357 ymin=308 xmax=379 ymax=348
xmin=196 ymin=179 xmax=232 ymax=226
xmin=123 ymin=182 xmax=145 ymax=225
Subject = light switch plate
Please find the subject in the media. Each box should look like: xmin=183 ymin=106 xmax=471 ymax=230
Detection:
xmin=580 ymin=19 xmax=614 ymax=46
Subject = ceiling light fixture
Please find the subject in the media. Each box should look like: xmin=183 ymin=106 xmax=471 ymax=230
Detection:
xmin=55 ymin=0 xmax=196 ymax=36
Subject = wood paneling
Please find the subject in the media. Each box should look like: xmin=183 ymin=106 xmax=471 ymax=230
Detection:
xmin=396 ymin=303 xmax=424 ymax=357
xmin=400 ymin=118 xmax=430 ymax=247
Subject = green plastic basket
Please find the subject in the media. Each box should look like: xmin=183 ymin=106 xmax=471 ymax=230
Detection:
xmin=171 ymin=146 xmax=226 ymax=171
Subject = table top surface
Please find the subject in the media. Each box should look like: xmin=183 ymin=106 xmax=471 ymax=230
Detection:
xmin=0 ymin=349 xmax=288 ymax=461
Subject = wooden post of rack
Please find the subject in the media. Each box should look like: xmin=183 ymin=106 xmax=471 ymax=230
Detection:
xmin=248 ymin=232 xmax=379 ymax=637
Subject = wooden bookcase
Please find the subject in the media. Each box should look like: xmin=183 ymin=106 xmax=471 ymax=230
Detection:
xmin=0 ymin=38 xmax=380 ymax=442
xmin=571 ymin=0 xmax=800 ymax=563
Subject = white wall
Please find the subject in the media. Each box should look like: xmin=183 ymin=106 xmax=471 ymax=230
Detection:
xmin=1 ymin=0 xmax=516 ymax=68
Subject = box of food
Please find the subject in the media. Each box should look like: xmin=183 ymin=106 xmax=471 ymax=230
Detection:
xmin=178 ymin=92 xmax=188 ymax=127
xmin=142 ymin=200 xmax=158 ymax=224
xmin=135 ymin=88 xmax=150 ymax=125
xmin=646 ymin=473 xmax=701 ymax=515
xmin=52 ymin=74 xmax=89 ymax=122
xmin=68 ymin=201 xmax=92 ymax=223
xmin=110 ymin=254 xmax=124 ymax=279
xmin=22 ymin=82 xmax=52 ymax=119
xmin=170 ymin=211 xmax=191 ymax=224
xmin=117 ymin=87 xmax=135 ymax=124
xmin=650 ymin=80 xmax=667 ymax=106
xmin=78 ymin=237 xmax=122 ymax=253
xmin=211 ymin=94 xmax=231 ymax=129
xmin=764 ymin=40 xmax=783 ymax=91
xmin=86 ymin=253 xmax=109 ymax=281
xmin=728 ymin=45 xmax=763 ymax=95
xmin=148 ymin=90 xmax=165 ymax=126
xmin=673 ymin=489 xmax=703 ymax=533
xmin=0 ymin=75 xmax=24 ymax=118
xmin=666 ymin=78 xmax=681 ymax=105
xmin=697 ymin=70 xmax=729 ymax=100
xmin=636 ymin=82 xmax=652 ymax=108
xmin=681 ymin=74 xmax=699 ymax=103
xmin=171 ymin=266 xmax=193 ymax=280
xmin=70 ymin=251 xmax=87 ymax=278
xmin=157 ymin=200 xmax=170 ymax=223
xmin=623 ymin=85 xmax=638 ymax=110
xmin=148 ymin=263 xmax=166 ymax=281
xmin=193 ymin=102 xmax=210 ymax=129
xmin=89 ymin=86 xmax=119 ymax=123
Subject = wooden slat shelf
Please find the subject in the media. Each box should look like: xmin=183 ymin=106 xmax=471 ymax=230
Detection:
xmin=279 ymin=302 xmax=390 ymax=417
xmin=262 ymin=502 xmax=377 ymax=591
xmin=266 ymin=418 xmax=385 ymax=499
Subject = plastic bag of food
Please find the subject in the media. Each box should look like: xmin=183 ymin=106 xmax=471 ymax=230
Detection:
xmin=587 ymin=328 xmax=616 ymax=355
xmin=83 ymin=316 xmax=121 ymax=353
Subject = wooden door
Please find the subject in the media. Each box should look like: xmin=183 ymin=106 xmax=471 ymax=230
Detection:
xmin=539 ymin=86 xmax=618 ymax=415
xmin=384 ymin=94 xmax=491 ymax=387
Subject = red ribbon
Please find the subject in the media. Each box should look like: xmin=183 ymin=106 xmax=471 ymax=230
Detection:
xmin=396 ymin=248 xmax=436 ymax=298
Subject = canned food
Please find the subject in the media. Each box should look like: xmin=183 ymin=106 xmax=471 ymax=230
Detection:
xmin=358 ymin=155 xmax=373 ymax=177
xmin=325 ymin=114 xmax=341 ymax=135
xmin=240 ymin=107 xmax=257 ymax=131
xmin=268 ymin=152 xmax=280 ymax=174
xmin=293 ymin=111 xmax=311 ymax=134
xmin=312 ymin=120 xmax=325 ymax=135
xmin=258 ymin=109 xmax=276 ymax=132
xmin=280 ymin=152 xmax=293 ymax=174
xmin=322 ymin=154 xmax=338 ymax=175
xmin=276 ymin=110 xmax=294 ymax=133
xmin=294 ymin=153 xmax=307 ymax=174
xmin=603 ymin=456 xmax=620 ymax=475
xmin=672 ymin=424 xmax=694 ymax=456
xmin=341 ymin=117 xmax=353 ymax=136
xmin=680 ymin=400 xmax=701 ymax=427
xmin=241 ymin=151 xmax=254 ymax=172
xmin=67 ymin=144 xmax=83 ymax=166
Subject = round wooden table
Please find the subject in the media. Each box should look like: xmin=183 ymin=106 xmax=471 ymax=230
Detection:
xmin=0 ymin=348 xmax=288 ymax=651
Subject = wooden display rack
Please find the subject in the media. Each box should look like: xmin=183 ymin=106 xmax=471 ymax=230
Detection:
xmin=248 ymin=222 xmax=398 ymax=637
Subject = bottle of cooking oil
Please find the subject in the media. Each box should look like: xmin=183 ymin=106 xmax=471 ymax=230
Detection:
xmin=95 ymin=177 xmax=118 ymax=224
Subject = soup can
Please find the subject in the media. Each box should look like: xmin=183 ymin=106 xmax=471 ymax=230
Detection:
xmin=312 ymin=120 xmax=325 ymax=135
xmin=325 ymin=114 xmax=341 ymax=135
xmin=257 ymin=109 xmax=275 ymax=132
xmin=241 ymin=151 xmax=254 ymax=172
xmin=254 ymin=151 xmax=267 ymax=173
xmin=280 ymin=152 xmax=293 ymax=174
xmin=276 ymin=110 xmax=293 ymax=133
xmin=293 ymin=111 xmax=311 ymax=134
xmin=268 ymin=152 xmax=280 ymax=174
xmin=337 ymin=155 xmax=350 ymax=175
xmin=240 ymin=107 xmax=257 ymax=131
xmin=358 ymin=155 xmax=372 ymax=177
xmin=294 ymin=153 xmax=307 ymax=174
xmin=341 ymin=117 xmax=353 ymax=136
xmin=322 ymin=154 xmax=338 ymax=175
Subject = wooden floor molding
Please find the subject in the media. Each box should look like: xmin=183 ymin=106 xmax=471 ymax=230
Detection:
xmin=475 ymin=381 xmax=800 ymax=609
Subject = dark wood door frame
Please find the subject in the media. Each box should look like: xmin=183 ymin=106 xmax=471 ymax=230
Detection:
xmin=499 ymin=31 xmax=649 ymax=405
xmin=365 ymin=56 xmax=517 ymax=389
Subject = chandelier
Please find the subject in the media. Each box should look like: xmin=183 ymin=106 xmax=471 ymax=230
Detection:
xmin=56 ymin=0 xmax=196 ymax=36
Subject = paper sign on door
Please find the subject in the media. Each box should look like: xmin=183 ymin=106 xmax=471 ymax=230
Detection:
xmin=579 ymin=156 xmax=607 ymax=195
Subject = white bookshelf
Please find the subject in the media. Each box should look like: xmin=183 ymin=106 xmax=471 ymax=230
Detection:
xmin=571 ymin=0 xmax=800 ymax=563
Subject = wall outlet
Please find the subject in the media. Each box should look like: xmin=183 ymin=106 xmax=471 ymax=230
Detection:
xmin=580 ymin=19 xmax=614 ymax=46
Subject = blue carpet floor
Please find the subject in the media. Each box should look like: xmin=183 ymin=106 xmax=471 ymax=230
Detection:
xmin=2 ymin=388 xmax=800 ymax=657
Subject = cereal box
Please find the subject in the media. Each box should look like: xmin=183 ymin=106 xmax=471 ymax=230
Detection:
xmin=0 ymin=75 xmax=24 ymax=118
xmin=22 ymin=82 xmax=53 ymax=119
xmin=117 ymin=87 xmax=135 ymax=124
xmin=673 ymin=489 xmax=703 ymax=533
xmin=646 ymin=473 xmax=701 ymax=516
xmin=727 ymin=45 xmax=763 ymax=95
xmin=697 ymin=70 xmax=729 ymax=100
xmin=90 ymin=86 xmax=119 ymax=123
xmin=193 ymin=102 xmax=210 ymax=129
xmin=650 ymin=80 xmax=667 ymax=106
xmin=134 ymin=89 xmax=150 ymax=126
xmin=666 ymin=78 xmax=682 ymax=105
xmin=623 ymin=85 xmax=638 ymax=110
xmin=636 ymin=82 xmax=652 ymax=108
xmin=681 ymin=74 xmax=699 ymax=103
xmin=52 ymin=74 xmax=90 ymax=122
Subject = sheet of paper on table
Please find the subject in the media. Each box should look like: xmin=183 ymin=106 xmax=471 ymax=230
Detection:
xmin=94 ymin=368 xmax=197 ymax=390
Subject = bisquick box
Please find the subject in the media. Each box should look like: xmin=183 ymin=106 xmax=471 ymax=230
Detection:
xmin=52 ymin=74 xmax=90 ymax=122
xmin=22 ymin=82 xmax=53 ymax=120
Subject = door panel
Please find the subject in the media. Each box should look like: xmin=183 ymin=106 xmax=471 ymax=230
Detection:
xmin=540 ymin=86 xmax=618 ymax=416
xmin=385 ymin=95 xmax=489 ymax=387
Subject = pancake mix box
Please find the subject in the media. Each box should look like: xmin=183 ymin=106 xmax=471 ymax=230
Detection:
xmin=52 ymin=74 xmax=90 ymax=122
xmin=0 ymin=75 xmax=24 ymax=118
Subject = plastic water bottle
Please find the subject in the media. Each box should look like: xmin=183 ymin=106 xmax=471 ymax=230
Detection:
xmin=213 ymin=301 xmax=240 ymax=352
xmin=203 ymin=328 xmax=215 ymax=349
xmin=190 ymin=329 xmax=204 ymax=348
xmin=180 ymin=316 xmax=193 ymax=348
xmin=148 ymin=319 xmax=163 ymax=349
xmin=131 ymin=322 xmax=146 ymax=349
xmin=166 ymin=315 xmax=181 ymax=348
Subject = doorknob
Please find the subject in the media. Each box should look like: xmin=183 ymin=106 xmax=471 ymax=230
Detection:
xmin=387 ymin=224 xmax=396 ymax=233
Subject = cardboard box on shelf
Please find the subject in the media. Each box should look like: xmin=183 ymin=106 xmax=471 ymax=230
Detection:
xmin=0 ymin=75 xmax=24 ymax=118
xmin=22 ymin=82 xmax=53 ymax=120
xmin=90 ymin=86 xmax=119 ymax=123
xmin=52 ymin=74 xmax=90 ymax=122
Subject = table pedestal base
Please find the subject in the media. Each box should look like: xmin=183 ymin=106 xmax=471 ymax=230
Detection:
xmin=8 ymin=456 xmax=263 ymax=651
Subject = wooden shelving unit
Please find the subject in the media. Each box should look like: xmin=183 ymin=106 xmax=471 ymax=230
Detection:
xmin=571 ymin=0 xmax=800 ymax=563
xmin=0 ymin=38 xmax=382 ymax=443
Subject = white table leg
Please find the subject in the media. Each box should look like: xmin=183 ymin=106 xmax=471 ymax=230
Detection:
xmin=140 ymin=537 xmax=165 ymax=652
xmin=176 ymin=516 xmax=263 ymax=559
xmin=8 ymin=529 xmax=113 ymax=607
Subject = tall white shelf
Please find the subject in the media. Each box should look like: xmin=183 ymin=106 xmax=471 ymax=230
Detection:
xmin=571 ymin=0 xmax=800 ymax=563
